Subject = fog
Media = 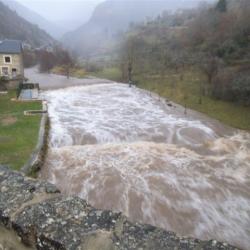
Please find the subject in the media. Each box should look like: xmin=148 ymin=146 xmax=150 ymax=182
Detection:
xmin=1 ymin=0 xmax=216 ymax=40
xmin=15 ymin=0 xmax=213 ymax=24
xmin=16 ymin=0 xmax=103 ymax=26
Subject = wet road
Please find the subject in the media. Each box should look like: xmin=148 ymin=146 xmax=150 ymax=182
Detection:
xmin=26 ymin=69 xmax=250 ymax=250
xmin=25 ymin=67 xmax=113 ymax=90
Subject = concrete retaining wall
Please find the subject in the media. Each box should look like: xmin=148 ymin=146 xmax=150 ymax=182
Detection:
xmin=21 ymin=102 xmax=49 ymax=176
xmin=0 ymin=166 xmax=240 ymax=250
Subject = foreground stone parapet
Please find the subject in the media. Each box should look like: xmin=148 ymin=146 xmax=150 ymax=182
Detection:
xmin=0 ymin=166 xmax=240 ymax=250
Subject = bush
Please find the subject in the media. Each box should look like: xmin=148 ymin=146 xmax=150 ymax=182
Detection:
xmin=0 ymin=76 xmax=8 ymax=91
xmin=231 ymin=73 xmax=250 ymax=106
xmin=212 ymin=69 xmax=250 ymax=106
xmin=216 ymin=40 xmax=239 ymax=59
xmin=23 ymin=49 xmax=37 ymax=68
xmin=84 ymin=62 xmax=104 ymax=73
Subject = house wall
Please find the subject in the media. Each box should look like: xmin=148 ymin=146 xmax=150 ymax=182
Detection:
xmin=0 ymin=53 xmax=24 ymax=79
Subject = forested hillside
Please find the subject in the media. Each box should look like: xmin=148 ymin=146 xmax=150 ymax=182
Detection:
xmin=120 ymin=0 xmax=250 ymax=107
xmin=0 ymin=1 xmax=54 ymax=47
xmin=62 ymin=0 xmax=214 ymax=57
xmin=0 ymin=0 xmax=64 ymax=38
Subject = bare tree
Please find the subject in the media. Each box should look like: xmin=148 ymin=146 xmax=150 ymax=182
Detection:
xmin=38 ymin=50 xmax=56 ymax=73
xmin=120 ymin=35 xmax=143 ymax=83
xmin=61 ymin=51 xmax=75 ymax=79
xmin=200 ymin=55 xmax=221 ymax=85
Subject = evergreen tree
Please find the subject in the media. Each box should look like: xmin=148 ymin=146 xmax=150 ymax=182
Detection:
xmin=216 ymin=0 xmax=227 ymax=12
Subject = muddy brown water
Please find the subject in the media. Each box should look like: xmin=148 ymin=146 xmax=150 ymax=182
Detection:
xmin=27 ymin=68 xmax=250 ymax=250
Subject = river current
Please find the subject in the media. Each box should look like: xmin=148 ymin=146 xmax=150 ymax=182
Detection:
xmin=40 ymin=83 xmax=250 ymax=250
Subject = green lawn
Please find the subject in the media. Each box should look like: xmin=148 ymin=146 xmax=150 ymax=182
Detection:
xmin=91 ymin=67 xmax=122 ymax=81
xmin=0 ymin=91 xmax=42 ymax=170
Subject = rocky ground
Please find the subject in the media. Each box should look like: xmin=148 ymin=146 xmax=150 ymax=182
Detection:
xmin=0 ymin=165 xmax=241 ymax=250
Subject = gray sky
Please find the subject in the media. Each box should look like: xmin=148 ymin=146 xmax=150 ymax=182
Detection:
xmin=16 ymin=0 xmax=103 ymax=22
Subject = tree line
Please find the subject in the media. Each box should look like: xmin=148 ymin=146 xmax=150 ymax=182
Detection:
xmin=120 ymin=0 xmax=250 ymax=106
xmin=23 ymin=46 xmax=75 ymax=78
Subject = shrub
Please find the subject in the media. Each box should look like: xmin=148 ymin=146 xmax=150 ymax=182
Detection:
xmin=211 ymin=68 xmax=232 ymax=100
xmin=212 ymin=69 xmax=250 ymax=106
xmin=231 ymin=73 xmax=250 ymax=106
xmin=0 ymin=76 xmax=8 ymax=91
xmin=84 ymin=62 xmax=104 ymax=73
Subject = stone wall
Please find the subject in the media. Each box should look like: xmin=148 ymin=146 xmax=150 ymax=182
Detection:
xmin=0 ymin=165 xmax=241 ymax=250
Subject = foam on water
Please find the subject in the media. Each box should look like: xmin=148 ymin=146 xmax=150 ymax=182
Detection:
xmin=42 ymin=84 xmax=218 ymax=147
xmin=40 ymin=83 xmax=250 ymax=250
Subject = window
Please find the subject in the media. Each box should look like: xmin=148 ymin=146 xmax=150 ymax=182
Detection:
xmin=4 ymin=56 xmax=11 ymax=64
xmin=2 ymin=67 xmax=9 ymax=76
xmin=12 ymin=68 xmax=17 ymax=77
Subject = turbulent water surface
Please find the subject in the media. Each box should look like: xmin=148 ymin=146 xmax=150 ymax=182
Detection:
xmin=40 ymin=83 xmax=250 ymax=250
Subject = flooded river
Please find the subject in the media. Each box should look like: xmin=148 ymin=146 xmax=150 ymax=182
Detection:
xmin=39 ymin=83 xmax=250 ymax=249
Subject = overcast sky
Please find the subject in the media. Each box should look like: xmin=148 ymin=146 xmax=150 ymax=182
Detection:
xmin=16 ymin=0 xmax=103 ymax=22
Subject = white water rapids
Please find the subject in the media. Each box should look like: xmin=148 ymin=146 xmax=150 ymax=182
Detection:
xmin=40 ymin=83 xmax=250 ymax=250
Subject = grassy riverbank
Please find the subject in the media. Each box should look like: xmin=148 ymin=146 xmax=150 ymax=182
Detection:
xmin=0 ymin=91 xmax=42 ymax=170
xmin=52 ymin=65 xmax=122 ymax=82
xmin=91 ymin=67 xmax=122 ymax=81
xmin=94 ymin=67 xmax=250 ymax=131
xmin=52 ymin=66 xmax=87 ymax=78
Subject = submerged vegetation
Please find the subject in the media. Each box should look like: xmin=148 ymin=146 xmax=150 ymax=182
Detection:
xmin=93 ymin=66 xmax=250 ymax=130
xmin=135 ymin=70 xmax=250 ymax=130
xmin=12 ymin=0 xmax=250 ymax=131
xmin=91 ymin=0 xmax=250 ymax=130
xmin=0 ymin=91 xmax=42 ymax=170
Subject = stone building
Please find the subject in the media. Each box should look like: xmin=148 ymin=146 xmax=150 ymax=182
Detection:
xmin=0 ymin=40 xmax=24 ymax=80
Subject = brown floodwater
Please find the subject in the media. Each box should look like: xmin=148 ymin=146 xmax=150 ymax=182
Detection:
xmin=39 ymin=83 xmax=250 ymax=250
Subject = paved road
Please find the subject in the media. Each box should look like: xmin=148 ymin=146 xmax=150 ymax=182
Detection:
xmin=25 ymin=67 xmax=114 ymax=90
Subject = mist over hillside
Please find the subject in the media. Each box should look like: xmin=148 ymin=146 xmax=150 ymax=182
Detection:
xmin=0 ymin=1 xmax=54 ymax=47
xmin=2 ymin=0 xmax=104 ymax=38
xmin=62 ymin=0 xmax=216 ymax=58
xmin=0 ymin=0 xmax=65 ymax=39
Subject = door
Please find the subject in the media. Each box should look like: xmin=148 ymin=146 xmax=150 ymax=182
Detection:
xmin=12 ymin=68 xmax=17 ymax=78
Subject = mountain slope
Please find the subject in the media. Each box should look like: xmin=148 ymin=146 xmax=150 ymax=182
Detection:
xmin=62 ymin=0 xmax=214 ymax=57
xmin=0 ymin=1 xmax=54 ymax=47
xmin=0 ymin=0 xmax=64 ymax=38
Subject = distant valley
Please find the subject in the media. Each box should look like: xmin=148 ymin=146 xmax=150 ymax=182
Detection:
xmin=62 ymin=0 xmax=216 ymax=58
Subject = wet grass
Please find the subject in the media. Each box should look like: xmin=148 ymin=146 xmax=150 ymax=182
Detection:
xmin=91 ymin=67 xmax=122 ymax=81
xmin=52 ymin=66 xmax=87 ymax=78
xmin=135 ymin=70 xmax=250 ymax=131
xmin=0 ymin=91 xmax=42 ymax=170
xmin=93 ymin=66 xmax=250 ymax=131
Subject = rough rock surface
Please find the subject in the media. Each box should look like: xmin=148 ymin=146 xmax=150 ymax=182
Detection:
xmin=0 ymin=166 xmax=241 ymax=250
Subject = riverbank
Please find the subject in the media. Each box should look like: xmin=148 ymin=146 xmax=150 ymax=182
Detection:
xmin=0 ymin=91 xmax=42 ymax=170
xmin=93 ymin=67 xmax=250 ymax=131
